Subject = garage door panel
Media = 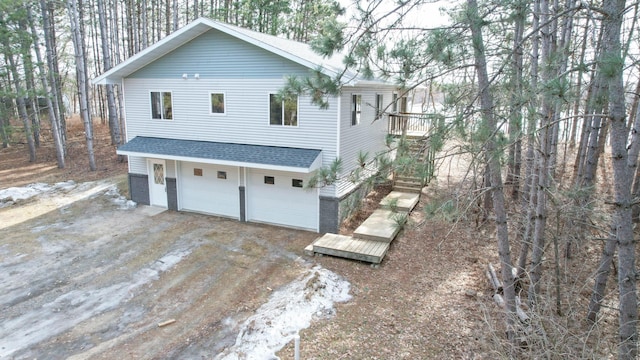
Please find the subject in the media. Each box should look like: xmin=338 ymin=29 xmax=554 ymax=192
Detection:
xmin=247 ymin=170 xmax=317 ymax=231
xmin=180 ymin=162 xmax=239 ymax=218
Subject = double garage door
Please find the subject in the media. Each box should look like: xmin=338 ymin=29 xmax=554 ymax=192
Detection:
xmin=178 ymin=162 xmax=318 ymax=230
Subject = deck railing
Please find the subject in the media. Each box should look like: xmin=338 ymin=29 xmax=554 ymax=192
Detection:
xmin=388 ymin=112 xmax=437 ymax=137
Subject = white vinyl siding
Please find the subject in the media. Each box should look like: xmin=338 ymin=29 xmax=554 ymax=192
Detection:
xmin=337 ymin=86 xmax=395 ymax=197
xmin=123 ymin=78 xmax=338 ymax=197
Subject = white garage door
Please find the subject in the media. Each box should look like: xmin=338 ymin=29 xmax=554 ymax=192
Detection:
xmin=179 ymin=162 xmax=239 ymax=219
xmin=247 ymin=170 xmax=318 ymax=231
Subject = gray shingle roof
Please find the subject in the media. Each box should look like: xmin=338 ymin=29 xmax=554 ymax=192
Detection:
xmin=118 ymin=137 xmax=322 ymax=169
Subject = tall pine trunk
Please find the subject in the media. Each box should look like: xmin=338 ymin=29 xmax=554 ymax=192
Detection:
xmin=467 ymin=0 xmax=518 ymax=345
xmin=97 ymin=0 xmax=121 ymax=146
xmin=67 ymin=0 xmax=97 ymax=171
xmin=601 ymin=0 xmax=638 ymax=357
xmin=27 ymin=4 xmax=64 ymax=168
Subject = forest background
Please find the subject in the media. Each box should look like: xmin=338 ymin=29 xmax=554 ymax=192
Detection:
xmin=1 ymin=0 xmax=640 ymax=358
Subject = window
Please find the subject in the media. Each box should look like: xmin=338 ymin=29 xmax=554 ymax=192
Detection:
xmin=153 ymin=164 xmax=164 ymax=185
xmin=217 ymin=171 xmax=227 ymax=179
xmin=292 ymin=179 xmax=303 ymax=188
xmin=375 ymin=94 xmax=384 ymax=119
xmin=392 ymin=93 xmax=398 ymax=113
xmin=151 ymin=91 xmax=172 ymax=120
xmin=210 ymin=92 xmax=225 ymax=114
xmin=399 ymin=96 xmax=408 ymax=113
xmin=351 ymin=94 xmax=361 ymax=126
xmin=264 ymin=176 xmax=275 ymax=185
xmin=193 ymin=168 xmax=203 ymax=176
xmin=269 ymin=94 xmax=298 ymax=126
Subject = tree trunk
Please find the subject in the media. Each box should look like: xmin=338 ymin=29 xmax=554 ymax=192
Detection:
xmin=67 ymin=0 xmax=97 ymax=171
xmin=528 ymin=0 xmax=553 ymax=306
xmin=601 ymin=0 xmax=638 ymax=357
xmin=97 ymin=0 xmax=122 ymax=146
xmin=27 ymin=4 xmax=64 ymax=168
xmin=505 ymin=0 xmax=526 ymax=200
xmin=2 ymin=48 xmax=36 ymax=162
xmin=467 ymin=0 xmax=518 ymax=345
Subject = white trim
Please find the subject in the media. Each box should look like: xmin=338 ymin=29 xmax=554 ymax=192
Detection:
xmin=116 ymin=150 xmax=322 ymax=173
xmin=208 ymin=91 xmax=227 ymax=116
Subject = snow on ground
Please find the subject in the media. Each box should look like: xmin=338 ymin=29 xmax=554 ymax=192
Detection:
xmin=217 ymin=266 xmax=351 ymax=360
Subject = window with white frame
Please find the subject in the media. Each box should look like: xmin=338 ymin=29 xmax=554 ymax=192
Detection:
xmin=375 ymin=93 xmax=384 ymax=119
xmin=351 ymin=94 xmax=361 ymax=126
xmin=210 ymin=92 xmax=225 ymax=114
xmin=392 ymin=93 xmax=398 ymax=113
xmin=150 ymin=91 xmax=173 ymax=120
xmin=269 ymin=94 xmax=298 ymax=126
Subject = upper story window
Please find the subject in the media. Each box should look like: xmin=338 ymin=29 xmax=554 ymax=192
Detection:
xmin=351 ymin=94 xmax=362 ymax=126
xmin=392 ymin=92 xmax=408 ymax=113
xmin=269 ymin=94 xmax=298 ymax=126
xmin=375 ymin=93 xmax=384 ymax=119
xmin=151 ymin=91 xmax=172 ymax=120
xmin=392 ymin=93 xmax=398 ymax=113
xmin=210 ymin=92 xmax=226 ymax=115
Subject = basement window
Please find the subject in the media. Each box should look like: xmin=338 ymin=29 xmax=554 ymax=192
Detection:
xmin=264 ymin=176 xmax=275 ymax=185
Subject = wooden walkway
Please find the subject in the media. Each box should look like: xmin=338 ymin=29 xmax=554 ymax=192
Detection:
xmin=306 ymin=191 xmax=419 ymax=264
xmin=311 ymin=233 xmax=390 ymax=264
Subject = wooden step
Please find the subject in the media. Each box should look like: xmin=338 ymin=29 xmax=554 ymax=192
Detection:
xmin=353 ymin=209 xmax=406 ymax=242
xmin=312 ymin=233 xmax=390 ymax=264
xmin=395 ymin=179 xmax=422 ymax=187
xmin=380 ymin=191 xmax=420 ymax=212
xmin=393 ymin=185 xmax=422 ymax=194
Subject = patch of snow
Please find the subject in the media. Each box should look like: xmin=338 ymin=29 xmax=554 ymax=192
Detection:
xmin=0 ymin=181 xmax=79 ymax=208
xmin=104 ymin=186 xmax=137 ymax=210
xmin=0 ymin=183 xmax=51 ymax=206
xmin=216 ymin=266 xmax=351 ymax=360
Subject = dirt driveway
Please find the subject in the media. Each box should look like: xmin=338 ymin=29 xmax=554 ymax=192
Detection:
xmin=0 ymin=179 xmax=325 ymax=359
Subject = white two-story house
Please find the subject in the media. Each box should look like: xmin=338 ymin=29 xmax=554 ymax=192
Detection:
xmin=93 ymin=17 xmax=398 ymax=233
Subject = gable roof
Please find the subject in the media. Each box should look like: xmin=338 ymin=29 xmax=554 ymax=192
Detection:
xmin=93 ymin=17 xmax=381 ymax=86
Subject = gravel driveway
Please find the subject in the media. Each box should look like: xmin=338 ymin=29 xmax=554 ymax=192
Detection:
xmin=0 ymin=180 xmax=330 ymax=359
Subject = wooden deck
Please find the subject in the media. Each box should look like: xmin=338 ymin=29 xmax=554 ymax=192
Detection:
xmin=312 ymin=233 xmax=390 ymax=264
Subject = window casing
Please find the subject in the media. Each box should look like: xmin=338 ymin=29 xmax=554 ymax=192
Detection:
xmin=269 ymin=94 xmax=298 ymax=126
xmin=351 ymin=94 xmax=362 ymax=126
xmin=392 ymin=93 xmax=398 ymax=113
xmin=375 ymin=93 xmax=384 ymax=119
xmin=151 ymin=91 xmax=173 ymax=120
xmin=210 ymin=92 xmax=226 ymax=115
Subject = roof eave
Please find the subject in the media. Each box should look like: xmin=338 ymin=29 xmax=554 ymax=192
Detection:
xmin=116 ymin=149 xmax=320 ymax=173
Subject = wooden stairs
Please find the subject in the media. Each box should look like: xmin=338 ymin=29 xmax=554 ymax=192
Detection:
xmin=393 ymin=136 xmax=434 ymax=193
